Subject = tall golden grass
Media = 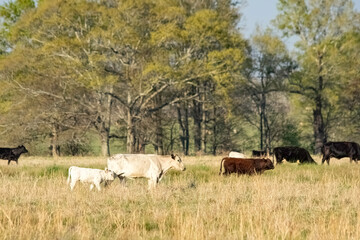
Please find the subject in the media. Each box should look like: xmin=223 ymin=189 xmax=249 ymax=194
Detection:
xmin=0 ymin=155 xmax=360 ymax=239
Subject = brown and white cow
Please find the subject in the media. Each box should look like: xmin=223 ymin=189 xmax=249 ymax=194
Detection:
xmin=107 ymin=154 xmax=186 ymax=189
xmin=219 ymin=157 xmax=274 ymax=176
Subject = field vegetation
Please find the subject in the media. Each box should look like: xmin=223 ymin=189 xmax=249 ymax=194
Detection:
xmin=0 ymin=156 xmax=360 ymax=239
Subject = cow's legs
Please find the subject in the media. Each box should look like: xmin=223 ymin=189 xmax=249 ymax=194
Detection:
xmin=148 ymin=179 xmax=157 ymax=189
xmin=321 ymin=156 xmax=329 ymax=165
xmin=90 ymin=184 xmax=94 ymax=191
xmin=350 ymin=156 xmax=358 ymax=164
xmin=7 ymin=160 xmax=10 ymax=165
xmin=70 ymin=181 xmax=76 ymax=191
xmin=118 ymin=176 xmax=126 ymax=187
xmin=94 ymin=182 xmax=101 ymax=191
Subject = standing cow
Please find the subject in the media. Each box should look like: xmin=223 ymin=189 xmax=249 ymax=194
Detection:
xmin=321 ymin=141 xmax=360 ymax=165
xmin=273 ymin=146 xmax=316 ymax=164
xmin=107 ymin=153 xmax=186 ymax=189
xmin=219 ymin=157 xmax=274 ymax=176
xmin=0 ymin=145 xmax=28 ymax=165
xmin=67 ymin=166 xmax=117 ymax=191
xmin=229 ymin=151 xmax=246 ymax=158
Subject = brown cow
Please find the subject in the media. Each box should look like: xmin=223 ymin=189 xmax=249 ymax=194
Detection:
xmin=219 ymin=157 xmax=274 ymax=176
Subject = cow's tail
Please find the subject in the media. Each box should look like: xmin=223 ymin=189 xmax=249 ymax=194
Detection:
xmin=67 ymin=166 xmax=73 ymax=184
xmin=307 ymin=151 xmax=317 ymax=164
xmin=219 ymin=158 xmax=226 ymax=175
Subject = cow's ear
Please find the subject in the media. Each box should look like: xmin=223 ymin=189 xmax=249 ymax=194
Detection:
xmin=171 ymin=154 xmax=175 ymax=160
xmin=105 ymin=168 xmax=109 ymax=172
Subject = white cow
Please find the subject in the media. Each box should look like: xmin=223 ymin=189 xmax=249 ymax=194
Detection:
xmin=229 ymin=151 xmax=246 ymax=158
xmin=107 ymin=154 xmax=186 ymax=189
xmin=67 ymin=166 xmax=117 ymax=191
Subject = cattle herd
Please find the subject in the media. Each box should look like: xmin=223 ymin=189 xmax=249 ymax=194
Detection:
xmin=0 ymin=141 xmax=359 ymax=191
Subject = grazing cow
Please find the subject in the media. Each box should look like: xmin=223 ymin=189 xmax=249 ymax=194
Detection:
xmin=321 ymin=141 xmax=360 ymax=165
xmin=67 ymin=166 xmax=117 ymax=191
xmin=273 ymin=146 xmax=316 ymax=164
xmin=228 ymin=151 xmax=246 ymax=158
xmin=0 ymin=145 xmax=28 ymax=165
xmin=252 ymin=150 xmax=270 ymax=157
xmin=107 ymin=153 xmax=186 ymax=189
xmin=219 ymin=157 xmax=274 ymax=176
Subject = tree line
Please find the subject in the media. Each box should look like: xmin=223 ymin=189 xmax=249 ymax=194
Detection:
xmin=0 ymin=0 xmax=359 ymax=157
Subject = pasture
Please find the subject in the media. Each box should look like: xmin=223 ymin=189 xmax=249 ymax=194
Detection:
xmin=0 ymin=156 xmax=360 ymax=240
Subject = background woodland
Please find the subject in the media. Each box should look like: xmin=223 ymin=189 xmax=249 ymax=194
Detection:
xmin=0 ymin=0 xmax=359 ymax=157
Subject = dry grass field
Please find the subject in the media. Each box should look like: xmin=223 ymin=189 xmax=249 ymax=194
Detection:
xmin=0 ymin=155 xmax=360 ymax=240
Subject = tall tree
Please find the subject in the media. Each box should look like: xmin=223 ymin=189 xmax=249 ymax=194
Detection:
xmin=275 ymin=0 xmax=360 ymax=153
xmin=0 ymin=0 xmax=35 ymax=54
xmin=235 ymin=28 xmax=293 ymax=152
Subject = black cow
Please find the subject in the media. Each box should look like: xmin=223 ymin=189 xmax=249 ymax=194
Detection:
xmin=273 ymin=146 xmax=316 ymax=164
xmin=252 ymin=150 xmax=266 ymax=157
xmin=0 ymin=145 xmax=28 ymax=165
xmin=321 ymin=141 xmax=360 ymax=165
xmin=252 ymin=150 xmax=273 ymax=157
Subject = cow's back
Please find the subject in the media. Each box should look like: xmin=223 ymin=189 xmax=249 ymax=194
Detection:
xmin=108 ymin=154 xmax=161 ymax=178
xmin=229 ymin=151 xmax=246 ymax=158
xmin=323 ymin=142 xmax=360 ymax=159
xmin=0 ymin=148 xmax=12 ymax=159
xmin=222 ymin=157 xmax=256 ymax=175
xmin=70 ymin=167 xmax=102 ymax=181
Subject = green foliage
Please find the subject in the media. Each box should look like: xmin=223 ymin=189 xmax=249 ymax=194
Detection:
xmin=275 ymin=0 xmax=360 ymax=151
xmin=0 ymin=0 xmax=35 ymax=53
xmin=0 ymin=0 xmax=358 ymax=156
xmin=280 ymin=122 xmax=301 ymax=147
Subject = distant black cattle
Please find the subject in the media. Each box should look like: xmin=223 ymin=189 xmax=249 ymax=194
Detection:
xmin=321 ymin=141 xmax=360 ymax=165
xmin=273 ymin=146 xmax=316 ymax=164
xmin=252 ymin=150 xmax=273 ymax=157
xmin=252 ymin=150 xmax=266 ymax=157
xmin=0 ymin=145 xmax=28 ymax=165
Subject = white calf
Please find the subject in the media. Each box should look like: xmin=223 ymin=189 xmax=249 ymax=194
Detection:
xmin=67 ymin=166 xmax=116 ymax=191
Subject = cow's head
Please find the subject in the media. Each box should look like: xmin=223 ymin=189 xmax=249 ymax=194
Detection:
xmin=18 ymin=145 xmax=28 ymax=154
xmin=171 ymin=154 xmax=186 ymax=171
xmin=103 ymin=168 xmax=117 ymax=181
xmin=12 ymin=145 xmax=28 ymax=156
xmin=263 ymin=158 xmax=275 ymax=170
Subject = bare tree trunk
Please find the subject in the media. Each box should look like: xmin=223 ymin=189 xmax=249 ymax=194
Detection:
xmin=201 ymin=84 xmax=207 ymax=153
xmin=260 ymin=105 xmax=264 ymax=151
xmin=51 ymin=125 xmax=60 ymax=158
xmin=313 ymin=54 xmax=327 ymax=154
xmin=95 ymin=90 xmax=113 ymax=157
xmin=100 ymin=131 xmax=110 ymax=157
xmin=212 ymin=107 xmax=217 ymax=155
xmin=193 ymin=85 xmax=202 ymax=152
xmin=313 ymin=94 xmax=326 ymax=154
xmin=262 ymin=93 xmax=271 ymax=152
xmin=126 ymin=112 xmax=136 ymax=154
xmin=177 ymin=104 xmax=189 ymax=155
xmin=155 ymin=118 xmax=164 ymax=155
xmin=155 ymin=94 xmax=164 ymax=155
